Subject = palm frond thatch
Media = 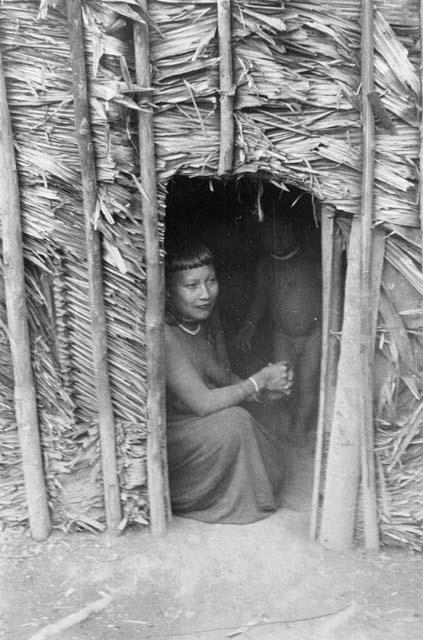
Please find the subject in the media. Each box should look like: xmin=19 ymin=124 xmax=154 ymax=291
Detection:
xmin=1 ymin=0 xmax=423 ymax=549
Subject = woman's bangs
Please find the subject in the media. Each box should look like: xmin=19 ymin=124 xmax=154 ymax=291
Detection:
xmin=166 ymin=245 xmax=214 ymax=274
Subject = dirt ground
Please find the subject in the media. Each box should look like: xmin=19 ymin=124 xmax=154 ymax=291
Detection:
xmin=1 ymin=445 xmax=423 ymax=640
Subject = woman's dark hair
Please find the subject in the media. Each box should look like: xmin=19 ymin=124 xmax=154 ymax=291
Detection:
xmin=165 ymin=240 xmax=214 ymax=275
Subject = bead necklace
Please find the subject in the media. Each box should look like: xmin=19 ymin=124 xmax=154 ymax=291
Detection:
xmin=177 ymin=322 xmax=201 ymax=336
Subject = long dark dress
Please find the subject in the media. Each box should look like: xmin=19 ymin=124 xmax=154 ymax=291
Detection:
xmin=165 ymin=320 xmax=286 ymax=524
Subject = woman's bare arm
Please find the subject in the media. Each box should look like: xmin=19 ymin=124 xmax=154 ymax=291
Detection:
xmin=165 ymin=326 xmax=255 ymax=417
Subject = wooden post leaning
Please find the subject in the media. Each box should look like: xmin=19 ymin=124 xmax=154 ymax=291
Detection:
xmin=217 ymin=0 xmax=234 ymax=175
xmin=0 ymin=49 xmax=51 ymax=540
xmin=310 ymin=204 xmax=344 ymax=541
xmin=310 ymin=203 xmax=336 ymax=541
xmin=319 ymin=216 xmax=363 ymax=550
xmin=67 ymin=0 xmax=121 ymax=532
xmin=134 ymin=3 xmax=168 ymax=536
xmin=359 ymin=0 xmax=379 ymax=550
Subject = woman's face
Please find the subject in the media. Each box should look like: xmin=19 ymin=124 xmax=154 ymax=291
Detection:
xmin=167 ymin=264 xmax=219 ymax=322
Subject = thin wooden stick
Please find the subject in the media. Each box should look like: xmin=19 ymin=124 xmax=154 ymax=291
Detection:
xmin=325 ymin=225 xmax=344 ymax=438
xmin=369 ymin=229 xmax=385 ymax=354
xmin=28 ymin=595 xmax=113 ymax=640
xmin=359 ymin=0 xmax=379 ymax=550
xmin=310 ymin=203 xmax=335 ymax=541
xmin=217 ymin=0 xmax=234 ymax=175
xmin=134 ymin=2 xmax=168 ymax=536
xmin=67 ymin=0 xmax=121 ymax=532
xmin=310 ymin=209 xmax=344 ymax=541
xmin=420 ymin=0 xmax=423 ymax=267
xmin=0 ymin=49 xmax=51 ymax=541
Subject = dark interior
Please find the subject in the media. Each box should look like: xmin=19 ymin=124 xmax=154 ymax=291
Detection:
xmin=165 ymin=176 xmax=322 ymax=378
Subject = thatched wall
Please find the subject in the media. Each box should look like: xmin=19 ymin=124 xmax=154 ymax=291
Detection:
xmin=0 ymin=0 xmax=149 ymax=531
xmin=151 ymin=0 xmax=419 ymax=223
xmin=1 ymin=0 xmax=423 ymax=547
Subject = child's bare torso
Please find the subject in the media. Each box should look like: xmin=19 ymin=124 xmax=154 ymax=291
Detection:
xmin=260 ymin=247 xmax=322 ymax=337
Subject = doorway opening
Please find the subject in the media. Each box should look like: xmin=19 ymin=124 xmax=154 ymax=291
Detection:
xmin=162 ymin=174 xmax=350 ymax=526
xmin=164 ymin=174 xmax=329 ymax=516
xmin=165 ymin=176 xmax=320 ymax=370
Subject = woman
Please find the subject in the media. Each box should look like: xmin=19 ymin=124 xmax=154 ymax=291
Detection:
xmin=165 ymin=241 xmax=292 ymax=524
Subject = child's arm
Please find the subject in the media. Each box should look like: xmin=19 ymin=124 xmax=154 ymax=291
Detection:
xmin=233 ymin=259 xmax=267 ymax=352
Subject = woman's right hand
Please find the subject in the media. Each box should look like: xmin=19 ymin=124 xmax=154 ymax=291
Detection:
xmin=254 ymin=361 xmax=294 ymax=396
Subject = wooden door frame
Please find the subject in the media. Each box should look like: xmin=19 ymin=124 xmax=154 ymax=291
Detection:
xmin=310 ymin=204 xmax=344 ymax=541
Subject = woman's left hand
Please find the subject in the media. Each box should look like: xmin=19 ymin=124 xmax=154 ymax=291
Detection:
xmin=258 ymin=361 xmax=294 ymax=396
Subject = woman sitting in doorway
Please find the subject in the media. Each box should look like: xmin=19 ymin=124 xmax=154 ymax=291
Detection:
xmin=165 ymin=240 xmax=293 ymax=524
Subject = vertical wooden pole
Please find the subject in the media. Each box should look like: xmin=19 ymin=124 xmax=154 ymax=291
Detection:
xmin=67 ymin=0 xmax=121 ymax=532
xmin=360 ymin=0 xmax=379 ymax=550
xmin=319 ymin=0 xmax=380 ymax=552
xmin=217 ymin=0 xmax=234 ymax=175
xmin=325 ymin=227 xmax=344 ymax=435
xmin=369 ymin=230 xmax=385 ymax=349
xmin=310 ymin=204 xmax=335 ymax=540
xmin=134 ymin=2 xmax=168 ymax=536
xmin=319 ymin=217 xmax=362 ymax=549
xmin=0 ymin=49 xmax=51 ymax=541
xmin=310 ymin=207 xmax=344 ymax=541
xmin=420 ymin=0 xmax=423 ymax=266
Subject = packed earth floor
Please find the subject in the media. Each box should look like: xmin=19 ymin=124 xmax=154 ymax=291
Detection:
xmin=2 ymin=442 xmax=423 ymax=640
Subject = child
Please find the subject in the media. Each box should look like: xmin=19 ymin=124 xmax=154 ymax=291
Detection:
xmin=234 ymin=212 xmax=322 ymax=442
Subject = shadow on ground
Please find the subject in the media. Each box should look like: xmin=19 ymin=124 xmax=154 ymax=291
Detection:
xmin=1 ymin=446 xmax=423 ymax=640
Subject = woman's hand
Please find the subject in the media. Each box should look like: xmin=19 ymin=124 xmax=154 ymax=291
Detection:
xmin=254 ymin=361 xmax=294 ymax=396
